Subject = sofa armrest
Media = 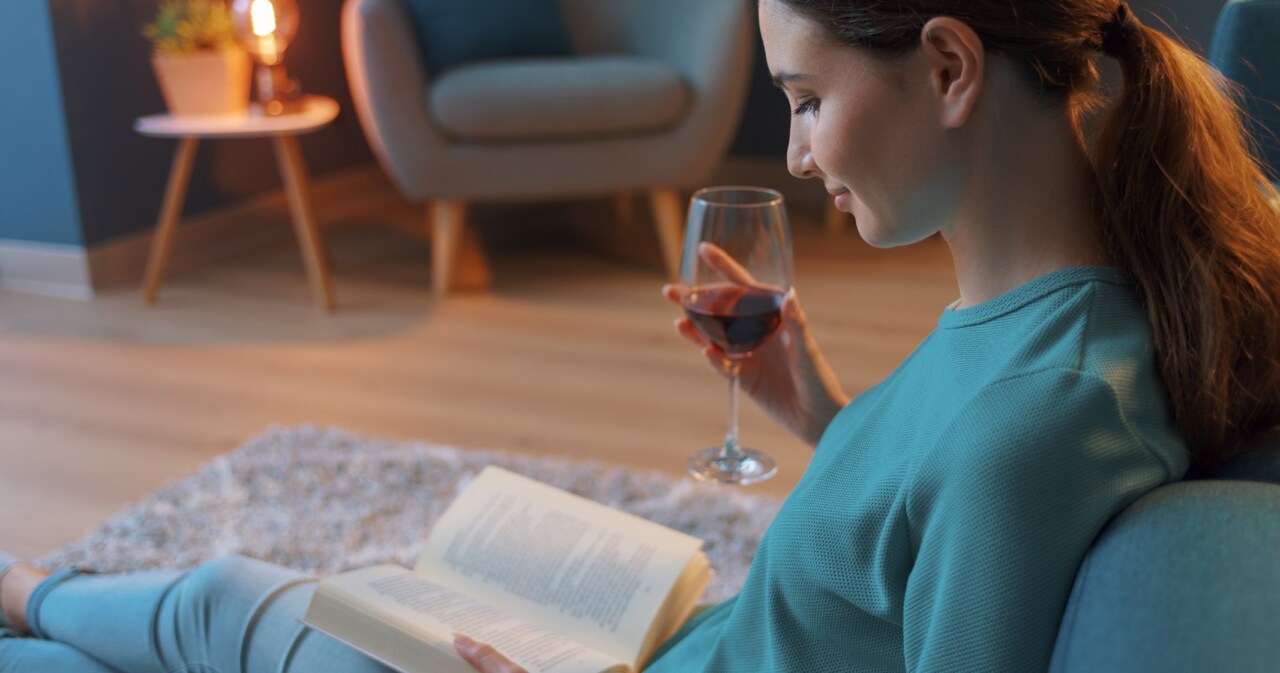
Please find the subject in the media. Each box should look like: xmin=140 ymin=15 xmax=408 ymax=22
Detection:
xmin=1049 ymin=480 xmax=1280 ymax=673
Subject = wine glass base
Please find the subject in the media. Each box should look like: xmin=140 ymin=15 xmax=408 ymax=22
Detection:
xmin=687 ymin=447 xmax=778 ymax=485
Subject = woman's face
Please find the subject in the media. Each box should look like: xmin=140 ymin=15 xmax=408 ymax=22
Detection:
xmin=759 ymin=0 xmax=958 ymax=248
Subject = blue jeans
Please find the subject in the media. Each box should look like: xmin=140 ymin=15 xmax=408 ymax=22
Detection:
xmin=0 ymin=555 xmax=393 ymax=673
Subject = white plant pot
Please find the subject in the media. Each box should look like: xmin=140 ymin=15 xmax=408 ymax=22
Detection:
xmin=151 ymin=49 xmax=252 ymax=116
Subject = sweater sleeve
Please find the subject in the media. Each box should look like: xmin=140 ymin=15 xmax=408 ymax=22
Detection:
xmin=902 ymin=368 xmax=1174 ymax=673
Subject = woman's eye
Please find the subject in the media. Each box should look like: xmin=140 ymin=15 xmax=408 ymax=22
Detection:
xmin=792 ymin=98 xmax=819 ymax=116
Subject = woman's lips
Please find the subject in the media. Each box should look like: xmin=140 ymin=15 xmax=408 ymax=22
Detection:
xmin=833 ymin=190 xmax=851 ymax=212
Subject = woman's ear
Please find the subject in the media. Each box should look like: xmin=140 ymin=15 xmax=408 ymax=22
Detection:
xmin=918 ymin=17 xmax=985 ymax=129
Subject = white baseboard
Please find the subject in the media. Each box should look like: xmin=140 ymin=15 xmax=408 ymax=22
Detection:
xmin=0 ymin=165 xmax=396 ymax=300
xmin=0 ymin=241 xmax=95 ymax=300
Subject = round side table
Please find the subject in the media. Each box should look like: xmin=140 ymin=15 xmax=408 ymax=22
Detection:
xmin=134 ymin=95 xmax=340 ymax=310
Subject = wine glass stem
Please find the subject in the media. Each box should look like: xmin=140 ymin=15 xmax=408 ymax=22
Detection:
xmin=721 ymin=362 xmax=744 ymax=462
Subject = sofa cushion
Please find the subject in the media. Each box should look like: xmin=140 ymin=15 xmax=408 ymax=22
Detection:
xmin=401 ymin=0 xmax=573 ymax=75
xmin=429 ymin=56 xmax=691 ymax=143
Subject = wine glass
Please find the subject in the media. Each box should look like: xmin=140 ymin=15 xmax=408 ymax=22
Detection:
xmin=681 ymin=186 xmax=793 ymax=485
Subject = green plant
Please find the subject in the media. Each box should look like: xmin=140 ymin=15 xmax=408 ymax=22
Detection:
xmin=142 ymin=0 xmax=239 ymax=54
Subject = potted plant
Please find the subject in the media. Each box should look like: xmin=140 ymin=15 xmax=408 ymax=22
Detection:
xmin=143 ymin=0 xmax=251 ymax=116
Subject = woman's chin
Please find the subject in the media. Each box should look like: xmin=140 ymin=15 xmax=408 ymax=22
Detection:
xmin=854 ymin=217 xmax=907 ymax=249
xmin=855 ymin=215 xmax=937 ymax=249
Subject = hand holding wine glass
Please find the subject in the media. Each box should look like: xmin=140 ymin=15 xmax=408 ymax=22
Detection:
xmin=670 ymin=186 xmax=847 ymax=484
xmin=664 ymin=244 xmax=849 ymax=451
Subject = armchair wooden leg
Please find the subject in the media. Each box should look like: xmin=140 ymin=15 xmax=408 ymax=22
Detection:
xmin=431 ymin=200 xmax=464 ymax=300
xmin=649 ymin=189 xmax=685 ymax=281
xmin=428 ymin=201 xmax=491 ymax=299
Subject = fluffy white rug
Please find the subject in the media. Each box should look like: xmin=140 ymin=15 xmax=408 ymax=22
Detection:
xmin=41 ymin=426 xmax=782 ymax=603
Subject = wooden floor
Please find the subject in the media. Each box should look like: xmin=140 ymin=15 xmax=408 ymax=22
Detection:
xmin=0 ymin=198 xmax=957 ymax=559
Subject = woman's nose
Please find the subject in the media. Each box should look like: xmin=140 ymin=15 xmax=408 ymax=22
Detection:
xmin=787 ymin=139 xmax=819 ymax=180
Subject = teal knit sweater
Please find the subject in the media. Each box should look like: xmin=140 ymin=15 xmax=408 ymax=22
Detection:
xmin=646 ymin=267 xmax=1188 ymax=672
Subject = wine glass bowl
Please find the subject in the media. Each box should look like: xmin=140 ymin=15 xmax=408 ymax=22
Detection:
xmin=680 ymin=186 xmax=794 ymax=485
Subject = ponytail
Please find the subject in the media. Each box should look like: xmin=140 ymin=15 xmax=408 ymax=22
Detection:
xmin=1092 ymin=5 xmax=1280 ymax=475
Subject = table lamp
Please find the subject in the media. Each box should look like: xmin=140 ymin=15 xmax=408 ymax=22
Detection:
xmin=231 ymin=0 xmax=302 ymax=115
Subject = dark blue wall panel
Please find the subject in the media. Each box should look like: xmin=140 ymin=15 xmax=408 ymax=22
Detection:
xmin=0 ymin=0 xmax=83 ymax=246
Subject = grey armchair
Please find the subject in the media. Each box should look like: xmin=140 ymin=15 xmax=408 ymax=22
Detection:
xmin=341 ymin=0 xmax=755 ymax=296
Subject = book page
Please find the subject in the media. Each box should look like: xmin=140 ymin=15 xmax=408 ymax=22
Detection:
xmin=304 ymin=565 xmax=627 ymax=673
xmin=416 ymin=467 xmax=706 ymax=666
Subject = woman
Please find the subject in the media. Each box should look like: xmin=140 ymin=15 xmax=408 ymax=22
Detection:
xmin=3 ymin=0 xmax=1279 ymax=671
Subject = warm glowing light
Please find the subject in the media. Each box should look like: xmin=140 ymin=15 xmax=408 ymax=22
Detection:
xmin=250 ymin=0 xmax=277 ymax=37
xmin=231 ymin=0 xmax=302 ymax=114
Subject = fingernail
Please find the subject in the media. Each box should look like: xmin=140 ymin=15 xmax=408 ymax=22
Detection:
xmin=453 ymin=633 xmax=473 ymax=648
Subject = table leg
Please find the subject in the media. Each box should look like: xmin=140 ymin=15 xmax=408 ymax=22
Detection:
xmin=142 ymin=137 xmax=199 ymax=304
xmin=273 ymin=135 xmax=335 ymax=311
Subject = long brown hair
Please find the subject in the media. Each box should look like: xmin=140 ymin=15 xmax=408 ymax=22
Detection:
xmin=778 ymin=0 xmax=1280 ymax=476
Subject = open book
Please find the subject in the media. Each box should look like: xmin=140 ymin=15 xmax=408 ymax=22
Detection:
xmin=301 ymin=466 xmax=714 ymax=673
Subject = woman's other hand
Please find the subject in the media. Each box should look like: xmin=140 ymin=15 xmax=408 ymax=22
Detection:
xmin=664 ymin=243 xmax=850 ymax=447
xmin=454 ymin=634 xmax=528 ymax=673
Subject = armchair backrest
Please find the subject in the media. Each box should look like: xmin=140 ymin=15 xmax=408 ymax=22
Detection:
xmin=1209 ymin=0 xmax=1280 ymax=181
xmin=558 ymin=0 xmax=740 ymax=54
xmin=556 ymin=0 xmax=753 ymax=89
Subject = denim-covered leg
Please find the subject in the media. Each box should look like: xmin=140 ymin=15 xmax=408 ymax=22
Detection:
xmin=167 ymin=555 xmax=394 ymax=673
xmin=25 ymin=567 xmax=186 ymax=673
xmin=27 ymin=555 xmax=395 ymax=673
xmin=0 ymin=633 xmax=125 ymax=673
xmin=0 ymin=639 xmax=127 ymax=673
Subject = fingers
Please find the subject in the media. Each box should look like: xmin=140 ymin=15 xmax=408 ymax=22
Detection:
xmin=454 ymin=634 xmax=528 ymax=673
xmin=780 ymin=288 xmax=815 ymax=355
xmin=661 ymin=283 xmax=687 ymax=305
xmin=699 ymin=243 xmax=788 ymax=294
xmin=782 ymin=288 xmax=806 ymax=327
xmin=698 ymin=243 xmax=757 ymax=286
xmin=674 ymin=317 xmax=704 ymax=346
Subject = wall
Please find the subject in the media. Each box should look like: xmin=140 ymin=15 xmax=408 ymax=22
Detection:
xmin=5 ymin=0 xmax=1235 ymax=249
xmin=46 ymin=0 xmax=373 ymax=247
xmin=0 ymin=0 xmax=83 ymax=246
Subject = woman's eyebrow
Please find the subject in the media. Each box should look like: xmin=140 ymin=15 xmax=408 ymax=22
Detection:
xmin=770 ymin=71 xmax=808 ymax=89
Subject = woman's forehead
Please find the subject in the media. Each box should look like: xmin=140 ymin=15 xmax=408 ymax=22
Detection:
xmin=759 ymin=0 xmax=832 ymax=74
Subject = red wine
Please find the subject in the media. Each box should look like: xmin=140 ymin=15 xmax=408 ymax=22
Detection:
xmin=684 ymin=285 xmax=786 ymax=356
